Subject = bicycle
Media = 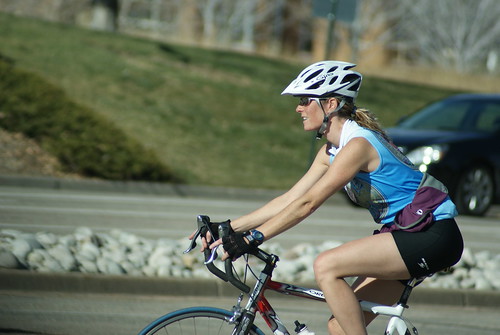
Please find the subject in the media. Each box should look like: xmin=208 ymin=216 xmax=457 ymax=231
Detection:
xmin=137 ymin=215 xmax=422 ymax=335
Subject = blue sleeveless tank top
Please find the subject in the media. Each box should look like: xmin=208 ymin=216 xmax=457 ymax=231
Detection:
xmin=330 ymin=123 xmax=457 ymax=225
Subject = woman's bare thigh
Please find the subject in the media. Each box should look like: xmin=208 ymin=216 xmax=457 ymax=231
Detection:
xmin=316 ymin=232 xmax=411 ymax=280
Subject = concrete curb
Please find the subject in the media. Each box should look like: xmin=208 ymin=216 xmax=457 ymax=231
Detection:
xmin=0 ymin=175 xmax=287 ymax=202
xmin=0 ymin=269 xmax=240 ymax=298
xmin=1 ymin=269 xmax=499 ymax=309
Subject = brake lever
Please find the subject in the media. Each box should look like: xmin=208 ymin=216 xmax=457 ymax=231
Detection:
xmin=185 ymin=214 xmax=222 ymax=263
xmin=184 ymin=227 xmax=201 ymax=254
xmin=184 ymin=214 xmax=215 ymax=254
xmin=204 ymin=244 xmax=220 ymax=264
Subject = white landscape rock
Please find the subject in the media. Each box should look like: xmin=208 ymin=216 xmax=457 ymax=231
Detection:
xmin=35 ymin=232 xmax=59 ymax=249
xmin=0 ymin=249 xmax=19 ymax=268
xmin=10 ymin=239 xmax=33 ymax=264
xmin=0 ymin=228 xmax=499 ymax=291
xmin=47 ymin=244 xmax=76 ymax=271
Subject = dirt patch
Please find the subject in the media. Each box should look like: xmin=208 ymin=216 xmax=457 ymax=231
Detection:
xmin=0 ymin=129 xmax=78 ymax=178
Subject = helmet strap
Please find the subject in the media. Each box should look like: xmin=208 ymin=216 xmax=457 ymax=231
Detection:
xmin=316 ymin=99 xmax=346 ymax=140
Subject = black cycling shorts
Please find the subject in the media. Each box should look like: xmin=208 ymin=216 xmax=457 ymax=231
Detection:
xmin=391 ymin=218 xmax=464 ymax=278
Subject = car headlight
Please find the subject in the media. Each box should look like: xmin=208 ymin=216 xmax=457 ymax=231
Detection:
xmin=406 ymin=144 xmax=449 ymax=172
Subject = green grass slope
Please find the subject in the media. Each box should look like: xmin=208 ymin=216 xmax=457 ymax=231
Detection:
xmin=0 ymin=13 xmax=460 ymax=189
xmin=0 ymin=58 xmax=175 ymax=181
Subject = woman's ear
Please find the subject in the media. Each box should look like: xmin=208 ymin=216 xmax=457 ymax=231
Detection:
xmin=327 ymin=98 xmax=339 ymax=112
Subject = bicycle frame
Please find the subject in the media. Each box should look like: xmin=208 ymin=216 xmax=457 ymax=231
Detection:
xmin=237 ymin=266 xmax=418 ymax=335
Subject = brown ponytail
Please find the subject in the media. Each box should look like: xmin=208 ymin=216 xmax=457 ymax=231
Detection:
xmin=337 ymin=99 xmax=390 ymax=142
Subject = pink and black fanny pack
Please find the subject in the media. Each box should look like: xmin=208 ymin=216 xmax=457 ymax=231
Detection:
xmin=376 ymin=174 xmax=449 ymax=234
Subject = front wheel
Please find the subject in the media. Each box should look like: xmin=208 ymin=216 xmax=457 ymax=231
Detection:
xmin=137 ymin=306 xmax=265 ymax=335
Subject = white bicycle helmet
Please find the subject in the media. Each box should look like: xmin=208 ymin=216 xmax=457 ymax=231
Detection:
xmin=281 ymin=61 xmax=362 ymax=99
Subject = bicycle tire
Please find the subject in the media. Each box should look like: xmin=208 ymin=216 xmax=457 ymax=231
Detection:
xmin=137 ymin=306 xmax=266 ymax=335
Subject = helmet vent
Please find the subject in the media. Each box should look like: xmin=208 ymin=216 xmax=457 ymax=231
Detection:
xmin=305 ymin=69 xmax=322 ymax=83
xmin=299 ymin=69 xmax=312 ymax=79
xmin=341 ymin=74 xmax=358 ymax=84
xmin=327 ymin=66 xmax=339 ymax=73
xmin=342 ymin=74 xmax=361 ymax=91
xmin=308 ymin=80 xmax=325 ymax=90
xmin=328 ymin=76 xmax=338 ymax=85
xmin=350 ymin=82 xmax=361 ymax=92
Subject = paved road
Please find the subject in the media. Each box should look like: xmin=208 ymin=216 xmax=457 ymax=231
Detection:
xmin=1 ymin=289 xmax=499 ymax=335
xmin=0 ymin=184 xmax=499 ymax=253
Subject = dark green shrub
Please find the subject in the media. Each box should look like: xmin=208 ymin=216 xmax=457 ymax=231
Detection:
xmin=0 ymin=59 xmax=177 ymax=182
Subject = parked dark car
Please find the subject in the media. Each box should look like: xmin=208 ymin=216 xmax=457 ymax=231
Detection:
xmin=386 ymin=94 xmax=500 ymax=216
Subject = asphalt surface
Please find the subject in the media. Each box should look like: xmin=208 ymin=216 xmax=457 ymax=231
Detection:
xmin=1 ymin=174 xmax=499 ymax=310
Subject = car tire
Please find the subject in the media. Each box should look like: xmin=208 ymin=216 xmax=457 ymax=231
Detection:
xmin=454 ymin=164 xmax=494 ymax=216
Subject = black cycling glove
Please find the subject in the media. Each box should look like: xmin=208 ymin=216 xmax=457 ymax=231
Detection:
xmin=222 ymin=232 xmax=257 ymax=260
xmin=202 ymin=219 xmax=233 ymax=242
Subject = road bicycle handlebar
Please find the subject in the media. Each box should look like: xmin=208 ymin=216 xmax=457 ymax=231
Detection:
xmin=184 ymin=215 xmax=229 ymax=285
xmin=184 ymin=215 xmax=276 ymax=293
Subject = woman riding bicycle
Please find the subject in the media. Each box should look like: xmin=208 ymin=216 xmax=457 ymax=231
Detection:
xmin=204 ymin=61 xmax=464 ymax=335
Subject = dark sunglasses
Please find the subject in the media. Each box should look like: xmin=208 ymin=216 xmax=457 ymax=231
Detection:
xmin=298 ymin=97 xmax=324 ymax=106
xmin=299 ymin=97 xmax=314 ymax=106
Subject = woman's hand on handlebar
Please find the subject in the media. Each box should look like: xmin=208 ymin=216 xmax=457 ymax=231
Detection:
xmin=209 ymin=238 xmax=230 ymax=260
xmin=188 ymin=229 xmax=212 ymax=252
xmin=224 ymin=232 xmax=249 ymax=260
xmin=211 ymin=231 xmax=258 ymax=261
xmin=188 ymin=219 xmax=234 ymax=254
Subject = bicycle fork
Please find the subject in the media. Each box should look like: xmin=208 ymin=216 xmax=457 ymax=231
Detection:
xmin=229 ymin=258 xmax=291 ymax=335
xmin=228 ymin=294 xmax=260 ymax=335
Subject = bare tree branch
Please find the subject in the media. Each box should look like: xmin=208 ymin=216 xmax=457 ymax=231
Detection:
xmin=396 ymin=0 xmax=500 ymax=72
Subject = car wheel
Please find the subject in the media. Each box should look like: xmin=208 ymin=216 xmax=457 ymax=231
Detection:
xmin=454 ymin=164 xmax=494 ymax=216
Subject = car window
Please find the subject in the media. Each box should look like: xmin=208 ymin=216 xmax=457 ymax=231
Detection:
xmin=399 ymin=100 xmax=469 ymax=131
xmin=474 ymin=103 xmax=500 ymax=132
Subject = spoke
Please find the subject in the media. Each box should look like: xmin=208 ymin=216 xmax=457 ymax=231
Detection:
xmin=217 ymin=317 xmax=225 ymax=334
